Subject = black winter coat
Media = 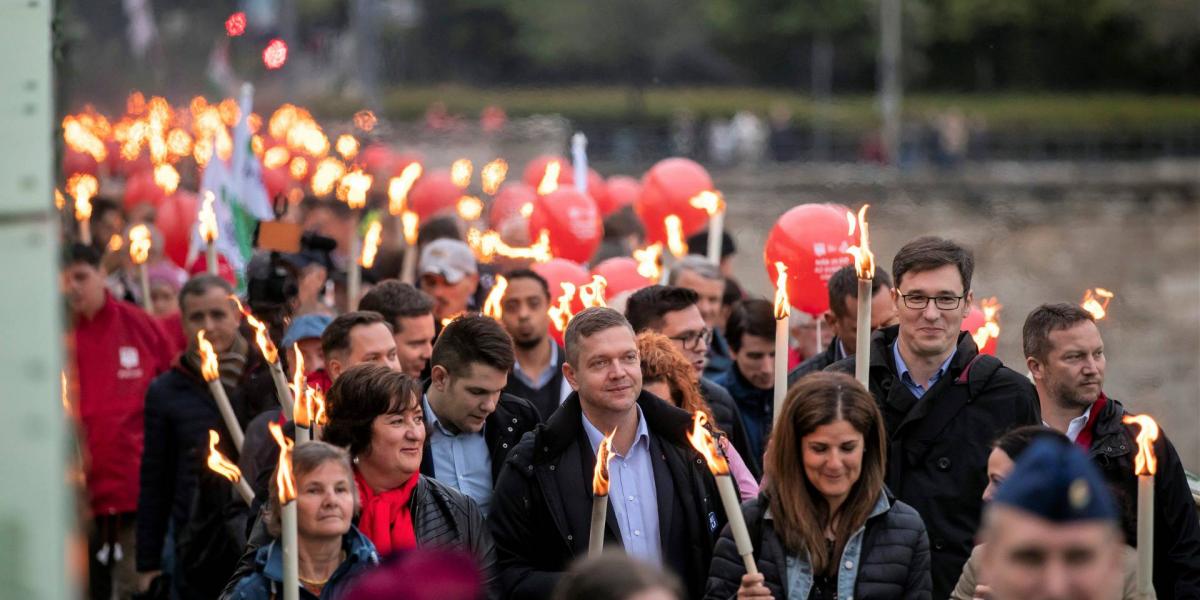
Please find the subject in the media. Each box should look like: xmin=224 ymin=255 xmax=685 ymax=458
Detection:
xmin=788 ymin=337 xmax=846 ymax=386
xmin=705 ymin=491 xmax=931 ymax=600
xmin=700 ymin=377 xmax=761 ymax=478
xmin=419 ymin=384 xmax=541 ymax=485
xmin=827 ymin=326 xmax=1040 ymax=599
xmin=1087 ymin=396 xmax=1200 ymax=598
xmin=489 ymin=390 xmax=729 ymax=600
xmin=221 ymin=474 xmax=497 ymax=600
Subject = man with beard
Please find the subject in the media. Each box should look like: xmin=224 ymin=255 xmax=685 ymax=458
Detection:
xmin=1023 ymin=303 xmax=1200 ymax=597
xmin=499 ymin=269 xmax=571 ymax=421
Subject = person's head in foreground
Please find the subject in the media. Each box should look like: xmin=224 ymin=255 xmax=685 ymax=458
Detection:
xmin=552 ymin=553 xmax=683 ymax=600
xmin=978 ymin=438 xmax=1123 ymax=600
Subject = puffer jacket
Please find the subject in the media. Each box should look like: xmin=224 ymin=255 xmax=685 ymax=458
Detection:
xmin=226 ymin=525 xmax=379 ymax=599
xmin=705 ymin=489 xmax=931 ymax=600
xmin=221 ymin=475 xmax=496 ymax=599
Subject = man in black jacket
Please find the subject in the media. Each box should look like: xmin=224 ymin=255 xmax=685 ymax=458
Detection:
xmin=419 ymin=314 xmax=539 ymax=516
xmin=789 ymin=265 xmax=897 ymax=385
xmin=498 ymin=268 xmax=571 ymax=421
xmin=1023 ymin=303 xmax=1200 ymax=597
xmin=625 ymin=285 xmax=759 ymax=477
xmin=827 ymin=237 xmax=1040 ymax=598
xmin=489 ymin=308 xmax=728 ymax=600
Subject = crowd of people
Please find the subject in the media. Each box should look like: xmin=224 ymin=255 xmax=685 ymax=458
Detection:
xmin=62 ymin=194 xmax=1200 ymax=600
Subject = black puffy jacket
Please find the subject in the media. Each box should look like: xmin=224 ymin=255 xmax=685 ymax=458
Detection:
xmin=705 ymin=490 xmax=931 ymax=600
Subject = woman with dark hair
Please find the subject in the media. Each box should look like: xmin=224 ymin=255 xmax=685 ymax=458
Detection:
xmin=705 ymin=372 xmax=931 ymax=600
xmin=228 ymin=441 xmax=379 ymax=599
xmin=636 ymin=331 xmax=759 ymax=500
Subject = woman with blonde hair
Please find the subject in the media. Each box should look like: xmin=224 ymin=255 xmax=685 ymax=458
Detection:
xmin=636 ymin=331 xmax=758 ymax=500
xmin=705 ymin=372 xmax=930 ymax=599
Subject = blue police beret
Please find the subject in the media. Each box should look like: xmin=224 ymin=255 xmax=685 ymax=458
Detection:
xmin=993 ymin=438 xmax=1118 ymax=522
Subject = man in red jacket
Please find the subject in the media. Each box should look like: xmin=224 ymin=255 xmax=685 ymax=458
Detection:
xmin=63 ymin=242 xmax=171 ymax=599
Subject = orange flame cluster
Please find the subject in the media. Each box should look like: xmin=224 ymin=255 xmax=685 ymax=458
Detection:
xmin=68 ymin=173 xmax=99 ymax=222
xmin=207 ymin=430 xmax=243 ymax=483
xmin=548 ymin=282 xmax=577 ymax=333
xmin=481 ymin=159 xmax=508 ymax=195
xmin=686 ymin=412 xmax=730 ymax=476
xmin=360 ymin=220 xmax=384 ymax=268
xmin=579 ymin=275 xmax=608 ymax=308
xmin=688 ymin=191 xmax=725 ymax=216
xmin=457 ymin=196 xmax=484 ymax=221
xmin=846 ymin=204 xmax=875 ymax=280
xmin=268 ymin=421 xmax=297 ymax=503
xmin=451 ymin=158 xmax=473 ymax=189
xmin=128 ymin=224 xmax=152 ymax=265
xmin=263 ymin=145 xmax=291 ymax=169
xmin=537 ymin=161 xmax=561 ymax=195
xmin=353 ymin=110 xmax=377 ymax=132
xmin=467 ymin=228 xmax=553 ymax=264
xmin=62 ymin=110 xmax=110 ymax=162
xmin=1122 ymin=414 xmax=1159 ymax=475
xmin=388 ymin=163 xmax=423 ymax=216
xmin=664 ymin=215 xmax=687 ymax=258
xmin=108 ymin=234 xmax=124 ymax=253
xmin=971 ymin=298 xmax=1002 ymax=351
xmin=633 ymin=243 xmax=663 ymax=281
xmin=1081 ymin=288 xmax=1115 ymax=321
xmin=198 ymin=192 xmax=219 ymax=243
xmin=231 ymin=296 xmax=279 ymax=364
xmin=335 ymin=134 xmax=360 ymax=161
xmin=773 ymin=261 xmax=791 ymax=319
xmin=483 ymin=275 xmax=509 ymax=320
xmin=311 ymin=157 xmax=346 ymax=196
xmin=154 ymin=163 xmax=180 ymax=194
xmin=592 ymin=428 xmax=616 ymax=496
xmin=336 ymin=168 xmax=373 ymax=209
xmin=197 ymin=330 xmax=221 ymax=382
xmin=401 ymin=211 xmax=421 ymax=246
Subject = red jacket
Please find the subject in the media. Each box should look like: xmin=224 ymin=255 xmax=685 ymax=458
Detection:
xmin=73 ymin=292 xmax=171 ymax=515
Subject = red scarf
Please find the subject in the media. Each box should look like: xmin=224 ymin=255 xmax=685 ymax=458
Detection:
xmin=1074 ymin=394 xmax=1108 ymax=450
xmin=354 ymin=469 xmax=420 ymax=555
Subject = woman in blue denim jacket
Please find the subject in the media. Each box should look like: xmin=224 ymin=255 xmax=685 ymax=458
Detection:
xmin=705 ymin=372 xmax=931 ymax=600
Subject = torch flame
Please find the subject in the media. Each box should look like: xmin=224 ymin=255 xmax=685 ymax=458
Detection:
xmin=360 ymin=220 xmax=383 ymax=268
xmin=664 ymin=215 xmax=687 ymax=258
xmin=294 ymin=385 xmax=312 ymax=429
xmin=62 ymin=114 xmax=109 ymax=162
xmin=483 ymin=275 xmax=508 ymax=320
xmin=451 ymin=159 xmax=473 ymax=189
xmin=467 ymin=228 xmax=553 ymax=263
xmin=633 ymin=243 xmax=664 ymax=281
xmin=773 ymin=261 xmax=791 ymax=319
xmin=686 ymin=411 xmax=730 ymax=476
xmin=579 ymin=275 xmax=608 ymax=308
xmin=231 ymin=295 xmax=280 ymax=364
xmin=1121 ymin=414 xmax=1159 ymax=475
xmin=1081 ymin=288 xmax=1115 ymax=321
xmin=457 ymin=196 xmax=484 ymax=221
xmin=335 ymin=134 xmax=360 ymax=161
xmin=353 ymin=110 xmax=377 ymax=132
xmin=199 ymin=192 xmax=219 ymax=243
xmin=263 ymin=146 xmax=291 ymax=169
xmin=337 ymin=168 xmax=373 ymax=210
xmin=971 ymin=297 xmax=1003 ymax=351
xmin=388 ymin=162 xmax=423 ymax=216
xmin=207 ymin=430 xmax=243 ymax=483
xmin=55 ymin=188 xmax=66 ymax=211
xmin=688 ymin=191 xmax=725 ymax=216
xmin=592 ymin=427 xmax=616 ymax=496
xmin=845 ymin=205 xmax=875 ymax=280
xmin=290 ymin=342 xmax=306 ymax=400
xmin=311 ymin=157 xmax=346 ymax=197
xmin=402 ymin=211 xmax=420 ymax=246
xmin=68 ymin=173 xmax=99 ymax=222
xmin=268 ymin=421 xmax=297 ymax=503
xmin=128 ymin=224 xmax=152 ymax=265
xmin=197 ymin=330 xmax=221 ymax=382
xmin=311 ymin=388 xmax=327 ymax=427
xmin=289 ymin=156 xmax=309 ymax=180
xmin=519 ymin=202 xmax=534 ymax=219
xmin=154 ymin=163 xmax=180 ymax=194
xmin=481 ymin=159 xmax=508 ymax=195
xmin=548 ymin=282 xmax=577 ymax=333
xmin=108 ymin=234 xmax=123 ymax=253
xmin=537 ymin=161 xmax=560 ymax=195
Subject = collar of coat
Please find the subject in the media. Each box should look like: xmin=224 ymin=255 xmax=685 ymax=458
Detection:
xmin=256 ymin=524 xmax=379 ymax=584
xmin=532 ymin=389 xmax=695 ymax=462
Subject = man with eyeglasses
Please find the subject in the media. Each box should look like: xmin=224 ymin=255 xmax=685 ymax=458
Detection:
xmin=625 ymin=285 xmax=759 ymax=477
xmin=827 ymin=236 xmax=1040 ymax=599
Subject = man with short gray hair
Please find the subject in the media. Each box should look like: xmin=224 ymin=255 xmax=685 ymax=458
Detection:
xmin=489 ymin=307 xmax=728 ymax=600
xmin=669 ymin=254 xmax=733 ymax=377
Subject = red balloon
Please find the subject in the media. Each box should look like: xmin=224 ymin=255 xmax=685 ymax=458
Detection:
xmin=124 ymin=169 xmax=167 ymax=212
xmin=489 ymin=182 xmax=537 ymax=229
xmin=528 ymin=188 xmax=603 ymax=264
xmin=532 ymin=258 xmax=591 ymax=344
xmin=764 ymin=203 xmax=856 ymax=316
xmin=591 ymin=257 xmax=655 ymax=298
xmin=117 ymin=153 xmax=154 ymax=179
xmin=62 ymin=148 xmax=99 ymax=178
xmin=961 ymin=305 xmax=999 ymax=356
xmin=604 ymin=175 xmax=641 ymax=215
xmin=262 ymin=166 xmax=291 ymax=200
xmin=154 ymin=190 xmax=199 ymax=268
xmin=522 ymin=155 xmax=569 ymax=188
xmin=407 ymin=170 xmax=461 ymax=220
xmin=391 ymin=151 xmax=424 ymax=177
xmin=359 ymin=144 xmax=394 ymax=175
xmin=188 ymin=252 xmax=238 ymax=286
xmin=635 ymin=158 xmax=714 ymax=245
xmin=558 ymin=168 xmax=609 ymax=216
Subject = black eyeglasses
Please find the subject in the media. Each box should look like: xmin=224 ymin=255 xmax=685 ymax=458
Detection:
xmin=896 ymin=292 xmax=966 ymax=310
xmin=669 ymin=327 xmax=712 ymax=351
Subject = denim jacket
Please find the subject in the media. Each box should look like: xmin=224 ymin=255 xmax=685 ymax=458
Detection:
xmin=781 ymin=493 xmax=891 ymax=600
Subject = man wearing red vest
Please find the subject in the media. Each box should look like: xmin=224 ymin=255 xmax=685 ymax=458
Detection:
xmin=63 ymin=243 xmax=171 ymax=599
xmin=1024 ymin=303 xmax=1200 ymax=597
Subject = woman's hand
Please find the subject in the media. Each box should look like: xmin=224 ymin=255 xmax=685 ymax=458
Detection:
xmin=737 ymin=573 xmax=773 ymax=599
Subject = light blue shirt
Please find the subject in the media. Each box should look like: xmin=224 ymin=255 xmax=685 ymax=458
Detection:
xmin=423 ymin=394 xmax=493 ymax=516
xmin=582 ymin=407 xmax=661 ymax=565
xmin=892 ymin=343 xmax=956 ymax=399
xmin=512 ymin=342 xmax=559 ymax=389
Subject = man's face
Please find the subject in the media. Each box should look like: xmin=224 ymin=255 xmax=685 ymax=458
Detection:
xmin=181 ymin=287 xmax=240 ymax=353
xmin=894 ymin=265 xmax=971 ymax=359
xmin=430 ymin=363 xmax=509 ymax=433
xmin=421 ymin=272 xmax=478 ymax=320
xmin=328 ymin=322 xmax=399 ymax=380
xmin=659 ymin=305 xmax=709 ymax=374
xmin=980 ymin=507 xmax=1122 ymax=600
xmin=62 ymin=262 xmax=108 ymax=318
xmin=733 ymin=334 xmax=775 ymax=390
xmin=827 ymin=286 xmax=899 ymax=355
xmin=1028 ymin=321 xmax=1106 ymax=413
xmin=289 ymin=337 xmax=326 ymax=378
xmin=674 ymin=270 xmax=724 ymax=328
xmin=93 ymin=211 xmax=125 ymax=252
xmin=394 ymin=315 xmax=435 ymax=379
xmin=500 ymin=277 xmax=550 ymax=349
xmin=563 ymin=326 xmax=642 ymax=418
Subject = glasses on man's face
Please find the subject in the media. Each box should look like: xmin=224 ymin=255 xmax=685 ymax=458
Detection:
xmin=669 ymin=327 xmax=712 ymax=351
xmin=896 ymin=292 xmax=966 ymax=311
